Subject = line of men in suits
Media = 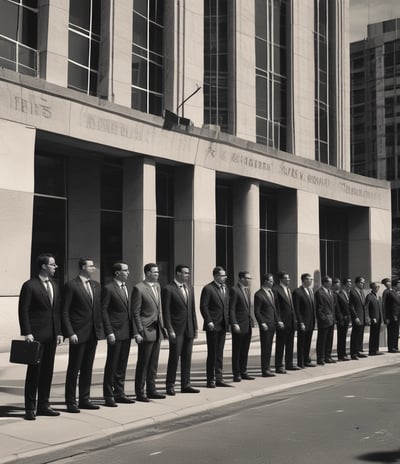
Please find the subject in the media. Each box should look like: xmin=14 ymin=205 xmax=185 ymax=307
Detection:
xmin=18 ymin=254 xmax=398 ymax=421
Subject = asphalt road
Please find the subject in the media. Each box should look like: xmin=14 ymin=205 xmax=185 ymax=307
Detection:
xmin=52 ymin=364 xmax=400 ymax=464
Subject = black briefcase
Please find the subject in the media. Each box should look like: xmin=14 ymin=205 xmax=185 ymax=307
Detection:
xmin=9 ymin=340 xmax=43 ymax=365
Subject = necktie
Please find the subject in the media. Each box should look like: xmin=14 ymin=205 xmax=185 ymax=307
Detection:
xmin=220 ymin=285 xmax=225 ymax=296
xmin=244 ymin=287 xmax=250 ymax=305
xmin=85 ymin=280 xmax=93 ymax=304
xmin=151 ymin=284 xmax=159 ymax=301
xmin=44 ymin=279 xmax=53 ymax=306
xmin=307 ymin=288 xmax=313 ymax=303
xmin=180 ymin=285 xmax=188 ymax=304
xmin=121 ymin=283 xmax=128 ymax=302
xmin=268 ymin=289 xmax=274 ymax=302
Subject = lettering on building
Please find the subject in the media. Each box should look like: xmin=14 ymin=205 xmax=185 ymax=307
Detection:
xmin=85 ymin=113 xmax=147 ymax=142
xmin=13 ymin=95 xmax=52 ymax=119
xmin=339 ymin=182 xmax=379 ymax=200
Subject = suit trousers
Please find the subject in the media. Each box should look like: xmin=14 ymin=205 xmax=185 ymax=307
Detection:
xmin=368 ymin=322 xmax=381 ymax=354
xmin=316 ymin=326 xmax=331 ymax=362
xmin=326 ymin=325 xmax=334 ymax=359
xmin=337 ymin=323 xmax=349 ymax=358
xmin=231 ymin=329 xmax=252 ymax=377
xmin=275 ymin=327 xmax=294 ymax=369
xmin=350 ymin=323 xmax=364 ymax=356
xmin=135 ymin=339 xmax=161 ymax=396
xmin=259 ymin=328 xmax=275 ymax=373
xmin=297 ymin=329 xmax=313 ymax=367
xmin=103 ymin=338 xmax=131 ymax=398
xmin=24 ymin=340 xmax=57 ymax=412
xmin=166 ymin=334 xmax=194 ymax=388
xmin=206 ymin=329 xmax=226 ymax=382
xmin=65 ymin=335 xmax=97 ymax=405
xmin=387 ymin=320 xmax=399 ymax=351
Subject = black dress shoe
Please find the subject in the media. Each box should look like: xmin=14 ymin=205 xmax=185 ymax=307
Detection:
xmin=216 ymin=380 xmax=232 ymax=387
xmin=207 ymin=381 xmax=216 ymax=388
xmin=166 ymin=387 xmax=176 ymax=396
xmin=286 ymin=365 xmax=300 ymax=370
xmin=36 ymin=407 xmax=60 ymax=416
xmin=276 ymin=367 xmax=287 ymax=374
xmin=241 ymin=373 xmax=255 ymax=380
xmin=325 ymin=358 xmax=337 ymax=364
xmin=136 ymin=395 xmax=150 ymax=402
xmin=181 ymin=386 xmax=200 ymax=393
xmin=233 ymin=376 xmax=241 ymax=382
xmin=104 ymin=398 xmax=118 ymax=407
xmin=66 ymin=404 xmax=80 ymax=413
xmin=24 ymin=410 xmax=36 ymax=421
xmin=115 ymin=395 xmax=135 ymax=404
xmin=79 ymin=401 xmax=100 ymax=410
xmin=147 ymin=392 xmax=166 ymax=399
xmin=351 ymin=355 xmax=359 ymax=360
xmin=317 ymin=360 xmax=325 ymax=365
xmin=304 ymin=362 xmax=316 ymax=367
xmin=357 ymin=353 xmax=367 ymax=358
xmin=338 ymin=356 xmax=350 ymax=361
xmin=262 ymin=370 xmax=276 ymax=377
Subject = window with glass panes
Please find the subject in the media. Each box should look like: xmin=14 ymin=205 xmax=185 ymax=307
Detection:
xmin=0 ymin=0 xmax=38 ymax=76
xmin=216 ymin=180 xmax=233 ymax=285
xmin=132 ymin=0 xmax=164 ymax=115
xmin=68 ymin=0 xmax=101 ymax=96
xmin=259 ymin=189 xmax=278 ymax=281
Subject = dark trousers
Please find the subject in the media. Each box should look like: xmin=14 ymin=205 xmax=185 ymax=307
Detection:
xmin=166 ymin=334 xmax=194 ymax=388
xmin=387 ymin=320 xmax=399 ymax=351
xmin=316 ymin=326 xmax=330 ymax=362
xmin=206 ymin=329 xmax=226 ymax=382
xmin=65 ymin=335 xmax=97 ymax=405
xmin=103 ymin=338 xmax=131 ymax=398
xmin=297 ymin=329 xmax=313 ymax=367
xmin=337 ymin=323 xmax=349 ymax=358
xmin=326 ymin=325 xmax=334 ymax=359
xmin=259 ymin=327 xmax=275 ymax=373
xmin=275 ymin=327 xmax=294 ymax=369
xmin=350 ymin=323 xmax=364 ymax=356
xmin=231 ymin=329 xmax=252 ymax=377
xmin=135 ymin=339 xmax=161 ymax=396
xmin=24 ymin=340 xmax=57 ymax=412
xmin=369 ymin=321 xmax=381 ymax=354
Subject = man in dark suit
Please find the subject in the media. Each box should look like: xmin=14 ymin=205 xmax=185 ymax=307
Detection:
xmin=274 ymin=271 xmax=299 ymax=373
xmin=384 ymin=279 xmax=400 ymax=353
xmin=366 ymin=282 xmax=384 ymax=356
xmin=336 ymin=277 xmax=352 ymax=361
xmin=229 ymin=271 xmax=255 ymax=382
xmin=101 ymin=262 xmax=134 ymax=407
xmin=349 ymin=276 xmax=369 ymax=360
xmin=200 ymin=266 xmax=230 ymax=388
xmin=293 ymin=273 xmax=315 ymax=369
xmin=63 ymin=258 xmax=104 ymax=412
xmin=18 ymin=253 xmax=63 ymax=420
xmin=162 ymin=264 xmax=199 ymax=396
xmin=315 ymin=276 xmax=335 ymax=365
xmin=132 ymin=263 xmax=167 ymax=402
xmin=254 ymin=273 xmax=281 ymax=377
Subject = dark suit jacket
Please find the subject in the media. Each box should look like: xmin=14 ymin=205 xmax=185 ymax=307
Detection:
xmin=336 ymin=290 xmax=351 ymax=326
xmin=229 ymin=284 xmax=252 ymax=333
xmin=366 ymin=292 xmax=382 ymax=322
xmin=101 ymin=280 xmax=132 ymax=341
xmin=293 ymin=287 xmax=315 ymax=331
xmin=131 ymin=281 xmax=166 ymax=342
xmin=274 ymin=285 xmax=296 ymax=329
xmin=162 ymin=282 xmax=197 ymax=338
xmin=62 ymin=277 xmax=104 ymax=342
xmin=18 ymin=277 xmax=61 ymax=342
xmin=349 ymin=288 xmax=367 ymax=324
xmin=382 ymin=288 xmax=393 ymax=321
xmin=384 ymin=290 xmax=400 ymax=322
xmin=254 ymin=288 xmax=278 ymax=329
xmin=315 ymin=287 xmax=335 ymax=329
xmin=200 ymin=282 xmax=229 ymax=331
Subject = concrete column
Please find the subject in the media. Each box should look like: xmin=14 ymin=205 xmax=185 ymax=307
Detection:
xmin=123 ymin=157 xmax=157 ymax=286
xmin=38 ymin=0 xmax=69 ymax=86
xmin=235 ymin=0 xmax=256 ymax=141
xmin=98 ymin=0 xmax=132 ymax=106
xmin=232 ymin=180 xmax=260 ymax=289
xmin=0 ymin=120 xmax=35 ymax=350
xmin=370 ymin=207 xmax=392 ymax=282
xmin=292 ymin=0 xmax=315 ymax=159
xmin=192 ymin=166 xmax=216 ymax=301
xmin=164 ymin=0 xmax=204 ymax=126
xmin=67 ymin=157 xmax=101 ymax=281
xmin=348 ymin=207 xmax=371 ymax=280
xmin=277 ymin=190 xmax=320 ymax=287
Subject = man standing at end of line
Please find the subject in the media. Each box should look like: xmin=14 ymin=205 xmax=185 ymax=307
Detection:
xmin=18 ymin=253 xmax=63 ymax=420
xmin=366 ymin=282 xmax=384 ymax=356
xmin=384 ymin=278 xmax=400 ymax=353
xmin=162 ymin=264 xmax=199 ymax=396
xmin=200 ymin=266 xmax=231 ymax=388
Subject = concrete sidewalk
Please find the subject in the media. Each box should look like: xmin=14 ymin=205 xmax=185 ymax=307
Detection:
xmin=0 ymin=335 xmax=398 ymax=464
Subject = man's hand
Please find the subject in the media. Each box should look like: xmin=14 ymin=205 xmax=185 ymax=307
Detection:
xmin=25 ymin=334 xmax=34 ymax=342
xmin=232 ymin=324 xmax=240 ymax=333
xmin=299 ymin=323 xmax=306 ymax=332
xmin=372 ymin=318 xmax=377 ymax=324
xmin=169 ymin=332 xmax=177 ymax=343
xmin=107 ymin=333 xmax=116 ymax=344
xmin=261 ymin=323 xmax=268 ymax=332
xmin=135 ymin=334 xmax=143 ymax=345
xmin=56 ymin=335 xmax=63 ymax=345
xmin=355 ymin=317 xmax=362 ymax=326
xmin=70 ymin=334 xmax=79 ymax=344
xmin=278 ymin=321 xmax=284 ymax=329
xmin=207 ymin=322 xmax=215 ymax=331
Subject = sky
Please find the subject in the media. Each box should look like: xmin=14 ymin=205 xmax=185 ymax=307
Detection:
xmin=350 ymin=0 xmax=400 ymax=42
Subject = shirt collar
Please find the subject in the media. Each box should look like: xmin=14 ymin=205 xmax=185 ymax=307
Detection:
xmin=79 ymin=275 xmax=90 ymax=284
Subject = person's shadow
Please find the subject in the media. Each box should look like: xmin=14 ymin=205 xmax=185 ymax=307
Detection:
xmin=357 ymin=450 xmax=400 ymax=462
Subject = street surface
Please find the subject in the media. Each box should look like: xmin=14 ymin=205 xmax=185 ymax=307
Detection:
xmin=53 ymin=364 xmax=400 ymax=464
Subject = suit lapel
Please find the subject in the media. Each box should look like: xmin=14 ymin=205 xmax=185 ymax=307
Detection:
xmin=145 ymin=282 xmax=160 ymax=307
xmin=77 ymin=278 xmax=93 ymax=306
xmin=212 ymin=282 xmax=225 ymax=304
xmin=113 ymin=281 xmax=128 ymax=309
xmin=173 ymin=282 xmax=187 ymax=305
xmin=35 ymin=278 xmax=52 ymax=309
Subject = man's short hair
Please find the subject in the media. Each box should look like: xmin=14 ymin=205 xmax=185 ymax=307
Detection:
xmin=144 ymin=263 xmax=158 ymax=274
xmin=238 ymin=271 xmax=250 ymax=279
xmin=36 ymin=253 xmax=54 ymax=271
xmin=175 ymin=264 xmax=189 ymax=274
xmin=112 ymin=262 xmax=128 ymax=276
xmin=381 ymin=278 xmax=391 ymax=285
xmin=321 ymin=275 xmax=332 ymax=284
xmin=332 ymin=277 xmax=341 ymax=284
xmin=278 ymin=271 xmax=289 ymax=280
xmin=213 ymin=266 xmax=225 ymax=277
xmin=354 ymin=276 xmax=364 ymax=284
xmin=342 ymin=277 xmax=352 ymax=285
xmin=301 ymin=273 xmax=311 ymax=282
xmin=370 ymin=282 xmax=379 ymax=289
xmin=262 ymin=273 xmax=274 ymax=285
xmin=78 ymin=258 xmax=92 ymax=270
